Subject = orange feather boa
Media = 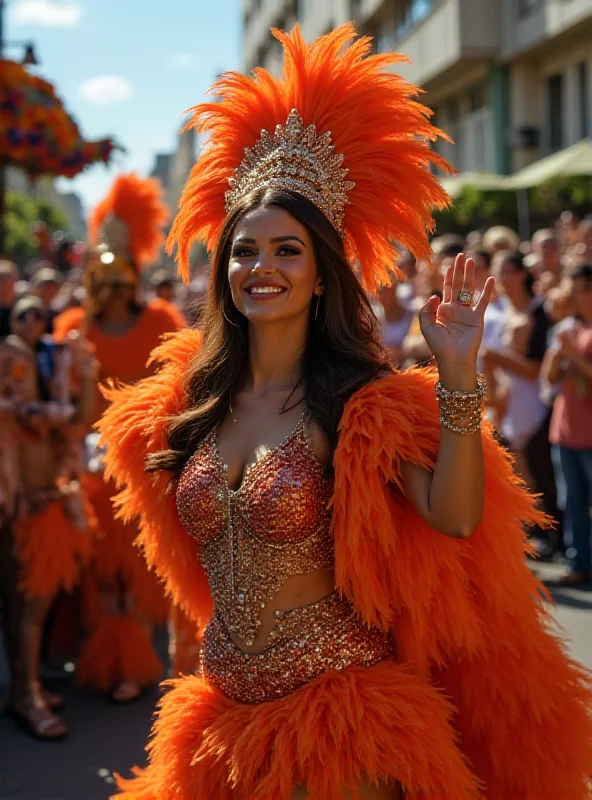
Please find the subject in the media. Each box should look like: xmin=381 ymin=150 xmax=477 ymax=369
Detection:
xmin=98 ymin=329 xmax=592 ymax=799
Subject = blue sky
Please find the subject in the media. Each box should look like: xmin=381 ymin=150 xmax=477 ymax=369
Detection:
xmin=5 ymin=0 xmax=242 ymax=212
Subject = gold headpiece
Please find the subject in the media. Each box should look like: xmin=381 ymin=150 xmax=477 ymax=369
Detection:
xmin=225 ymin=109 xmax=355 ymax=234
xmin=169 ymin=25 xmax=452 ymax=292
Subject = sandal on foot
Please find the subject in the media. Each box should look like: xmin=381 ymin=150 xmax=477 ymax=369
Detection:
xmin=110 ymin=680 xmax=142 ymax=704
xmin=8 ymin=703 xmax=68 ymax=741
xmin=43 ymin=689 xmax=65 ymax=711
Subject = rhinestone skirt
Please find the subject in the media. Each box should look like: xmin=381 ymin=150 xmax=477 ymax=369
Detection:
xmin=200 ymin=591 xmax=395 ymax=704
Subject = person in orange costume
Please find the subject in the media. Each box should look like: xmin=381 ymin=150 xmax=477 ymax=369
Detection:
xmin=0 ymin=295 xmax=97 ymax=740
xmin=54 ymin=173 xmax=184 ymax=703
xmin=99 ymin=26 xmax=591 ymax=800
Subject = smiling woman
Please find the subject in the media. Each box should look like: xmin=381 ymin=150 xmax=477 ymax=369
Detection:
xmin=99 ymin=23 xmax=592 ymax=800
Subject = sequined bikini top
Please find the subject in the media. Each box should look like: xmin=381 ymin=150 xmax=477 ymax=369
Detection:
xmin=176 ymin=413 xmax=334 ymax=646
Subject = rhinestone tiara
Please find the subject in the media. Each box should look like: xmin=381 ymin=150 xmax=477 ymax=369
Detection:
xmin=224 ymin=109 xmax=355 ymax=234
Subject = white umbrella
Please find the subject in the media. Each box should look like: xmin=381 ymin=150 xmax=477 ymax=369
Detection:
xmin=505 ymin=139 xmax=592 ymax=190
xmin=440 ymin=171 xmax=511 ymax=199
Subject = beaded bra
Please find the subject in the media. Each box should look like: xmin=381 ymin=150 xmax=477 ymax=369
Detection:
xmin=176 ymin=414 xmax=334 ymax=647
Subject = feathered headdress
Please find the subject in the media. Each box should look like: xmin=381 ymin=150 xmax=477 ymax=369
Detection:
xmin=168 ymin=23 xmax=452 ymax=293
xmin=89 ymin=173 xmax=170 ymax=268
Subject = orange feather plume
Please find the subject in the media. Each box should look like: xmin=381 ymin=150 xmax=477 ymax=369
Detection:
xmin=168 ymin=23 xmax=452 ymax=292
xmin=89 ymin=173 xmax=170 ymax=267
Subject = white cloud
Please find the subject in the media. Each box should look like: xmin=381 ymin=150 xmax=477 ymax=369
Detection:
xmin=79 ymin=75 xmax=133 ymax=106
xmin=10 ymin=0 xmax=83 ymax=27
xmin=169 ymin=52 xmax=196 ymax=68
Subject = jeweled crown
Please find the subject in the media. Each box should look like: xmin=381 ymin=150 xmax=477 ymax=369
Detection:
xmin=224 ymin=109 xmax=355 ymax=234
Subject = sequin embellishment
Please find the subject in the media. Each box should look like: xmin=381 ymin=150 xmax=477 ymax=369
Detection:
xmin=176 ymin=414 xmax=395 ymax=703
xmin=176 ymin=415 xmax=334 ymax=646
xmin=201 ymin=592 xmax=395 ymax=704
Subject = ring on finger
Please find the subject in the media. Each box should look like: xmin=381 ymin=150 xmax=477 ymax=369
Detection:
xmin=458 ymin=290 xmax=473 ymax=306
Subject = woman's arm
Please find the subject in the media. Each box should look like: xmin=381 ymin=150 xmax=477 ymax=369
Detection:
xmin=541 ymin=345 xmax=566 ymax=386
xmin=401 ymin=364 xmax=485 ymax=539
xmin=481 ymin=348 xmax=541 ymax=380
xmin=402 ymin=254 xmax=495 ymax=539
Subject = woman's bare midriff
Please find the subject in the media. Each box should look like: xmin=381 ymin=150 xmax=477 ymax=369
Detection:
xmin=20 ymin=439 xmax=60 ymax=493
xmin=227 ymin=567 xmax=336 ymax=654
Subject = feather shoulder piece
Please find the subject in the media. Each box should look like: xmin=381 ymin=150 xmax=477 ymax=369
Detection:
xmin=334 ymin=369 xmax=592 ymax=799
xmin=97 ymin=328 xmax=212 ymax=624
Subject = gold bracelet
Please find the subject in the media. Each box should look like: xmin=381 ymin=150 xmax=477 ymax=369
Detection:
xmin=435 ymin=376 xmax=487 ymax=435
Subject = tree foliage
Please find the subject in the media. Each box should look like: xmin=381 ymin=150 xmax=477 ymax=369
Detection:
xmin=434 ymin=176 xmax=592 ymax=235
xmin=5 ymin=189 xmax=70 ymax=260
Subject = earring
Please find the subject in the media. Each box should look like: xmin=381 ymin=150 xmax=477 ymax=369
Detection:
xmin=223 ymin=307 xmax=240 ymax=328
xmin=314 ymin=293 xmax=321 ymax=320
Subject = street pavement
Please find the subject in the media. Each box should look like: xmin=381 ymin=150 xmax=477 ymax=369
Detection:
xmin=0 ymin=561 xmax=590 ymax=800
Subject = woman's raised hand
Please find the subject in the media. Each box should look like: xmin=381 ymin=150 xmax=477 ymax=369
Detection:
xmin=419 ymin=253 xmax=495 ymax=374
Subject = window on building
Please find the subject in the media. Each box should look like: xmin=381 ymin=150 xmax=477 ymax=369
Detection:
xmin=577 ymin=61 xmax=590 ymax=139
xmin=394 ymin=0 xmax=435 ymax=42
xmin=517 ymin=0 xmax=540 ymax=18
xmin=547 ymin=73 xmax=564 ymax=151
xmin=376 ymin=22 xmax=395 ymax=53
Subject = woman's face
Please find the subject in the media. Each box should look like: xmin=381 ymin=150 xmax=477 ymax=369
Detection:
xmin=12 ymin=306 xmax=46 ymax=346
xmin=228 ymin=206 xmax=321 ymax=325
xmin=495 ymin=258 xmax=524 ymax=296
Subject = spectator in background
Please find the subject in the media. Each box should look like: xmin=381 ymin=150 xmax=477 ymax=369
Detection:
xmin=31 ymin=267 xmax=63 ymax=334
xmin=578 ymin=218 xmax=592 ymax=262
xmin=379 ymin=282 xmax=414 ymax=365
xmin=531 ymin=228 xmax=563 ymax=289
xmin=150 ymin=269 xmax=176 ymax=304
xmin=482 ymin=225 xmax=520 ymax=256
xmin=0 ymin=260 xmax=18 ymax=339
xmin=542 ymin=264 xmax=592 ymax=586
xmin=482 ymin=250 xmax=562 ymax=556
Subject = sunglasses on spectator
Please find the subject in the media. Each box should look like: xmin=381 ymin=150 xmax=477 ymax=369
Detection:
xmin=16 ymin=309 xmax=45 ymax=323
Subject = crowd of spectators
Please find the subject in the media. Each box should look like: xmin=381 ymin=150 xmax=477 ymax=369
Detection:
xmin=378 ymin=211 xmax=592 ymax=586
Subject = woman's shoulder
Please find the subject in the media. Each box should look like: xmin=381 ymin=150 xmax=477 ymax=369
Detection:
xmin=346 ymin=368 xmax=437 ymax=410
xmin=339 ymin=368 xmax=439 ymax=445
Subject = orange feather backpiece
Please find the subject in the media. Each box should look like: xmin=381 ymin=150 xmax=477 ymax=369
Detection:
xmin=168 ymin=23 xmax=452 ymax=293
xmin=89 ymin=172 xmax=170 ymax=267
xmin=100 ymin=334 xmax=592 ymax=798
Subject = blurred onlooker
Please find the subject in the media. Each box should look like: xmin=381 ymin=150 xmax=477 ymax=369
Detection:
xmin=31 ymin=266 xmax=62 ymax=306
xmin=542 ymin=264 xmax=592 ymax=586
xmin=482 ymin=225 xmax=520 ymax=255
xmin=31 ymin=267 xmax=63 ymax=334
xmin=183 ymin=273 xmax=209 ymax=326
xmin=482 ymin=250 xmax=562 ymax=555
xmin=531 ymin=228 xmax=562 ymax=289
xmin=379 ymin=282 xmax=414 ymax=365
xmin=578 ymin=219 xmax=592 ymax=261
xmin=544 ymin=278 xmax=574 ymax=325
xmin=150 ymin=269 xmax=176 ymax=304
xmin=0 ymin=260 xmax=18 ymax=339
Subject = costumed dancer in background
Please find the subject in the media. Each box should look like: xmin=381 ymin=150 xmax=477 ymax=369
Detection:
xmin=53 ymin=174 xmax=184 ymax=703
xmin=100 ymin=26 xmax=592 ymax=800
xmin=0 ymin=296 xmax=97 ymax=739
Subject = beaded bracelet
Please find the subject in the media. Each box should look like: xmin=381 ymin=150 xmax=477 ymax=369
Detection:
xmin=435 ymin=376 xmax=487 ymax=435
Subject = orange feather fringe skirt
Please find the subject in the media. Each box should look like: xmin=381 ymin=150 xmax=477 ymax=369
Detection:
xmin=14 ymin=498 xmax=93 ymax=600
xmin=75 ymin=473 xmax=167 ymax=690
xmin=82 ymin=472 xmax=169 ymax=624
xmin=114 ymin=661 xmax=480 ymax=800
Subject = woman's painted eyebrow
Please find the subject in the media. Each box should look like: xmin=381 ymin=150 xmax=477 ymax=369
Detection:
xmin=233 ymin=235 xmax=306 ymax=247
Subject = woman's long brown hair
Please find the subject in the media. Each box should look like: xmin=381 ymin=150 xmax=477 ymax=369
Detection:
xmin=146 ymin=187 xmax=391 ymax=475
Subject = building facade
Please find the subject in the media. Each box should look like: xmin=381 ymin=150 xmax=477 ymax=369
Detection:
xmin=242 ymin=0 xmax=592 ymax=174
